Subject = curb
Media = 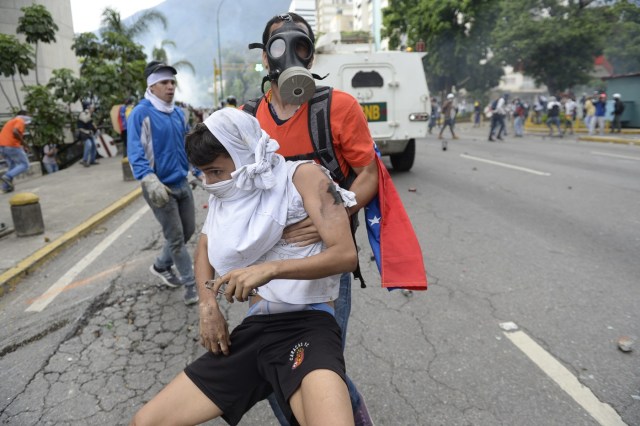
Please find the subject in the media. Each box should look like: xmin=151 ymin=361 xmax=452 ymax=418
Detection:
xmin=0 ymin=187 xmax=142 ymax=296
xmin=577 ymin=136 xmax=638 ymax=145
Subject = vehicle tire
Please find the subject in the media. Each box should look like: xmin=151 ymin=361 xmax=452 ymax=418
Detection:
xmin=390 ymin=139 xmax=415 ymax=171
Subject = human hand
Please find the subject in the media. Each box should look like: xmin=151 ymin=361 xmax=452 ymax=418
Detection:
xmin=282 ymin=216 xmax=321 ymax=246
xmin=214 ymin=264 xmax=275 ymax=303
xmin=141 ymin=173 xmax=171 ymax=208
xmin=198 ymin=301 xmax=231 ymax=355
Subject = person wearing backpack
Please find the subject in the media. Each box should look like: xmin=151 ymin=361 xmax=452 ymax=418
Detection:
xmin=546 ymin=96 xmax=562 ymax=137
xmin=611 ymin=93 xmax=625 ymax=133
xmin=488 ymin=94 xmax=507 ymax=141
xmin=238 ymin=13 xmax=378 ymax=426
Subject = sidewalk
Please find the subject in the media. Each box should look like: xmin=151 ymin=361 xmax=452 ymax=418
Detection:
xmin=0 ymin=156 xmax=140 ymax=294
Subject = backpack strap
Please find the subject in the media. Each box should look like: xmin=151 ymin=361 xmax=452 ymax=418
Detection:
xmin=242 ymin=96 xmax=262 ymax=117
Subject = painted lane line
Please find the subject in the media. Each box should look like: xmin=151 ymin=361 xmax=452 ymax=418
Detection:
xmin=504 ymin=328 xmax=626 ymax=426
xmin=460 ymin=154 xmax=551 ymax=176
xmin=25 ymin=205 xmax=150 ymax=313
xmin=591 ymin=151 xmax=640 ymax=161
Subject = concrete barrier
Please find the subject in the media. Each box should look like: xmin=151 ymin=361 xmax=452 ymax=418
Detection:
xmin=10 ymin=192 xmax=44 ymax=237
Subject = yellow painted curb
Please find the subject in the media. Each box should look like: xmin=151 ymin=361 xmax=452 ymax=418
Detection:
xmin=578 ymin=136 xmax=638 ymax=145
xmin=0 ymin=187 xmax=142 ymax=295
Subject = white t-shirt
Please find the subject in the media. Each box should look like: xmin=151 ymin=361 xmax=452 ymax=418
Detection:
xmin=201 ymin=161 xmax=342 ymax=304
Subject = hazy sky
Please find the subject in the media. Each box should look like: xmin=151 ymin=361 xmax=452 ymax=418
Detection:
xmin=69 ymin=0 xmax=165 ymax=33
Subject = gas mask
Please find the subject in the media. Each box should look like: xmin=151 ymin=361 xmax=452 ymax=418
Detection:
xmin=250 ymin=15 xmax=325 ymax=105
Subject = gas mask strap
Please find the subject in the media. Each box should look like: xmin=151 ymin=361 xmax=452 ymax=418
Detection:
xmin=260 ymin=75 xmax=271 ymax=95
xmin=312 ymin=73 xmax=329 ymax=81
xmin=248 ymin=43 xmax=264 ymax=50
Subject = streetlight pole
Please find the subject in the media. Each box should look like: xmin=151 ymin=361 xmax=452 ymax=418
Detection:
xmin=216 ymin=0 xmax=226 ymax=106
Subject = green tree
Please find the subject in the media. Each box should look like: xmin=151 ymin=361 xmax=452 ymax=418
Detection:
xmin=16 ymin=4 xmax=59 ymax=85
xmin=382 ymin=0 xmax=503 ymax=95
xmin=47 ymin=68 xmax=85 ymax=133
xmin=0 ymin=34 xmax=35 ymax=110
xmin=22 ymin=85 xmax=66 ymax=148
xmin=492 ymin=0 xmax=605 ymax=94
xmin=603 ymin=1 xmax=640 ymax=74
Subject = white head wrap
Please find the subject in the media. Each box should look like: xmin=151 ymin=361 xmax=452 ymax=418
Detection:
xmin=202 ymin=108 xmax=290 ymax=275
xmin=146 ymin=70 xmax=175 ymax=87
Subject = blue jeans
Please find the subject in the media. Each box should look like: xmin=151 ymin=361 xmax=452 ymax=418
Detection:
xmin=142 ymin=179 xmax=196 ymax=286
xmin=546 ymin=116 xmax=561 ymax=135
xmin=0 ymin=146 xmax=29 ymax=180
xmin=82 ymin=137 xmax=96 ymax=164
xmin=43 ymin=162 xmax=59 ymax=174
xmin=267 ymin=272 xmax=363 ymax=425
xmin=514 ymin=116 xmax=524 ymax=136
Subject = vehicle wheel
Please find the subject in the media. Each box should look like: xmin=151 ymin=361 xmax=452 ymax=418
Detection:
xmin=390 ymin=139 xmax=415 ymax=171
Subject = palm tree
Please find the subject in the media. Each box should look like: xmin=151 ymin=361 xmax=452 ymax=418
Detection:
xmin=100 ymin=7 xmax=167 ymax=39
xmin=152 ymin=40 xmax=196 ymax=75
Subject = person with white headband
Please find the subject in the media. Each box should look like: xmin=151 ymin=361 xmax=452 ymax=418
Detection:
xmin=129 ymin=107 xmax=358 ymax=426
xmin=127 ymin=61 xmax=200 ymax=305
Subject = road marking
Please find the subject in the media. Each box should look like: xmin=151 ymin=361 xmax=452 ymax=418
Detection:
xmin=25 ymin=205 xmax=149 ymax=312
xmin=503 ymin=327 xmax=626 ymax=426
xmin=591 ymin=151 xmax=640 ymax=161
xmin=460 ymin=154 xmax=551 ymax=176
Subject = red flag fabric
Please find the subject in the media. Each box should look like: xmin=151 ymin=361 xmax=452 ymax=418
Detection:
xmin=368 ymin=155 xmax=427 ymax=290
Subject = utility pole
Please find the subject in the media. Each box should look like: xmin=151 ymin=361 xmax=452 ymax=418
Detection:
xmin=216 ymin=0 xmax=226 ymax=106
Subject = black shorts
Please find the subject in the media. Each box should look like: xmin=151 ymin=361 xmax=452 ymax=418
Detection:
xmin=184 ymin=310 xmax=346 ymax=426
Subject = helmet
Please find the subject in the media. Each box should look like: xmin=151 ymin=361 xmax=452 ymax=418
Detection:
xmin=447 ymin=93 xmax=454 ymax=100
xmin=613 ymin=93 xmax=621 ymax=99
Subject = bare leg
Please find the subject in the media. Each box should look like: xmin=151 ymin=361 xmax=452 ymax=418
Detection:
xmin=289 ymin=369 xmax=354 ymax=426
xmin=130 ymin=372 xmax=222 ymax=426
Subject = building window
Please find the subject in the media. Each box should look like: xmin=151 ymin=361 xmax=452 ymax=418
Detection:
xmin=352 ymin=71 xmax=384 ymax=88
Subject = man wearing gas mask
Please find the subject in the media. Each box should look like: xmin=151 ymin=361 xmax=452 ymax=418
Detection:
xmin=240 ymin=13 xmax=378 ymax=426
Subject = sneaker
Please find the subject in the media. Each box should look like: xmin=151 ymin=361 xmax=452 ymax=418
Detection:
xmin=183 ymin=284 xmax=199 ymax=305
xmin=149 ymin=264 xmax=182 ymax=288
xmin=1 ymin=176 xmax=14 ymax=192
xmin=353 ymin=391 xmax=375 ymax=426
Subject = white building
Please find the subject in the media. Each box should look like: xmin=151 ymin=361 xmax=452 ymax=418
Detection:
xmin=316 ymin=0 xmax=355 ymax=34
xmin=0 ymin=0 xmax=79 ymax=114
xmin=289 ymin=0 xmax=317 ymax=33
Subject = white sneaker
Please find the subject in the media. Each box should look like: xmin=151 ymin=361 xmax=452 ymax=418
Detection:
xmin=149 ymin=264 xmax=181 ymax=288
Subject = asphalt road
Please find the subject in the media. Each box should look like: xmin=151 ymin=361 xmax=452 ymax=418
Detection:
xmin=1 ymin=127 xmax=638 ymax=425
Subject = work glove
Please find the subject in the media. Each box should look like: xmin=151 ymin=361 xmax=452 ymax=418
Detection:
xmin=141 ymin=173 xmax=171 ymax=208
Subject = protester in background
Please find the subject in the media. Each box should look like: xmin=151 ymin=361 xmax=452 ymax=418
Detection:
xmin=0 ymin=110 xmax=31 ymax=193
xmin=594 ymin=93 xmax=607 ymax=136
xmin=438 ymin=93 xmax=458 ymax=149
xmin=488 ymin=94 xmax=507 ymax=141
xmin=563 ymin=96 xmax=577 ymax=136
xmin=428 ymin=97 xmax=439 ymax=134
xmin=77 ymin=101 xmax=98 ymax=167
xmin=611 ymin=93 xmax=625 ymax=133
xmin=473 ymin=100 xmax=481 ymax=127
xmin=242 ymin=12 xmax=377 ymax=426
xmin=585 ymin=94 xmax=596 ymax=135
xmin=546 ymin=96 xmax=562 ymax=137
xmin=42 ymin=143 xmax=59 ymax=174
xmin=513 ymin=98 xmax=525 ymax=137
xmin=127 ymin=61 xmax=200 ymax=306
xmin=225 ymin=96 xmax=238 ymax=108
xmin=119 ymin=97 xmax=135 ymax=157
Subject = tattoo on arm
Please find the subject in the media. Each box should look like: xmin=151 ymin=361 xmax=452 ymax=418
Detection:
xmin=327 ymin=183 xmax=342 ymax=205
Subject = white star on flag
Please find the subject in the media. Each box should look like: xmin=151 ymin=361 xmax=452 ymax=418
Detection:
xmin=368 ymin=215 xmax=381 ymax=226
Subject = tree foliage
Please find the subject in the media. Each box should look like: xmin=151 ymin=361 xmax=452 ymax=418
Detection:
xmin=492 ymin=0 xmax=605 ymax=94
xmin=603 ymin=0 xmax=640 ymax=74
xmin=22 ymin=85 xmax=66 ymax=147
xmin=17 ymin=4 xmax=59 ymax=85
xmin=0 ymin=34 xmax=35 ymax=109
xmin=383 ymin=0 xmax=504 ymax=95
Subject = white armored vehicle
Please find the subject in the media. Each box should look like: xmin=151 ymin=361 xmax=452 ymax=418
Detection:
xmin=312 ymin=34 xmax=431 ymax=171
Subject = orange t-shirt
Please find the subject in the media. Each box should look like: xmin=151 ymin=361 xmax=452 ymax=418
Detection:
xmin=253 ymin=89 xmax=375 ymax=179
xmin=0 ymin=117 xmax=26 ymax=148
